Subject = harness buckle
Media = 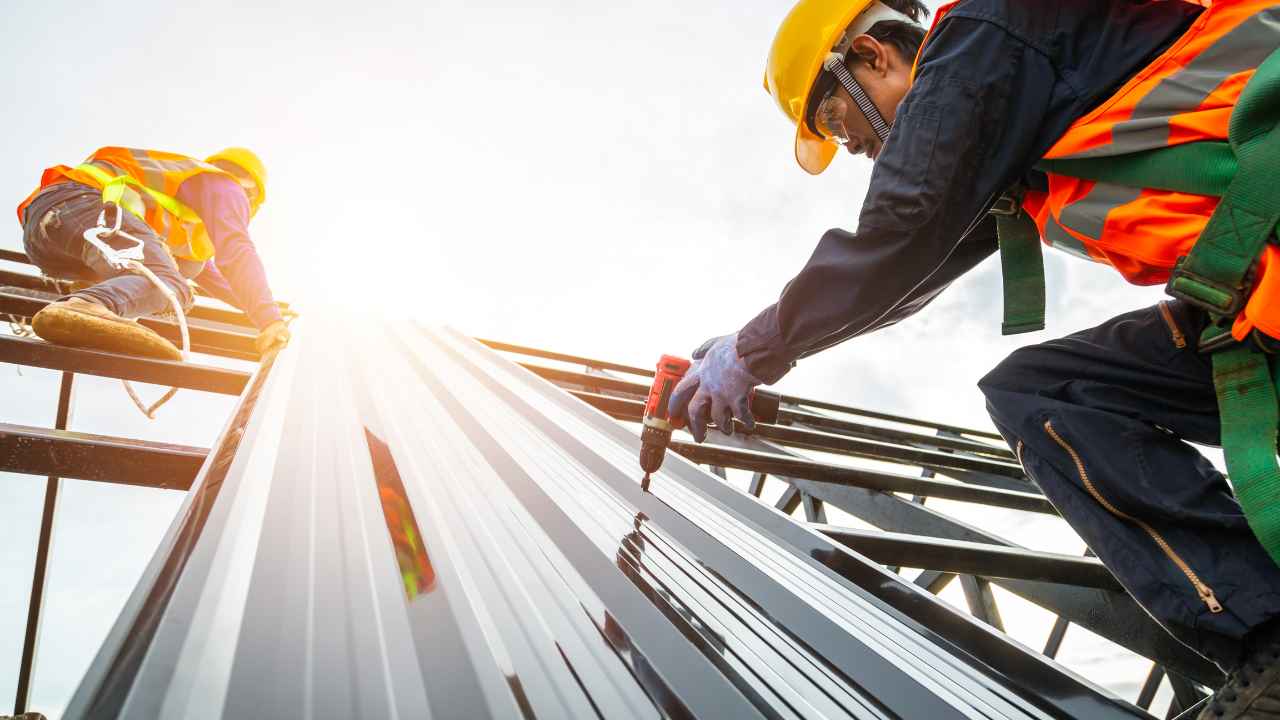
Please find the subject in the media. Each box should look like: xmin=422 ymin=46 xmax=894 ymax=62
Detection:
xmin=1165 ymin=256 xmax=1249 ymax=318
xmin=988 ymin=193 xmax=1022 ymax=217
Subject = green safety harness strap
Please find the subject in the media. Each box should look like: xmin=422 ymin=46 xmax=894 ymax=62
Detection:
xmin=991 ymin=192 xmax=1046 ymax=335
xmin=1206 ymin=323 xmax=1280 ymax=566
xmin=1028 ymin=48 xmax=1280 ymax=566
xmin=1038 ymin=142 xmax=1236 ymax=199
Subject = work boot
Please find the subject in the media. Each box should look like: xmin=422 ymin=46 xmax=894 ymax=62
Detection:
xmin=31 ymin=296 xmax=182 ymax=361
xmin=1198 ymin=621 xmax=1280 ymax=719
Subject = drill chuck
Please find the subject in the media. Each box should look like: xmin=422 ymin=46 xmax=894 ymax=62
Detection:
xmin=640 ymin=424 xmax=673 ymax=475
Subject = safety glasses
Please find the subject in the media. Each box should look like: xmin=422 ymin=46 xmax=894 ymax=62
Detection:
xmin=813 ymin=52 xmax=892 ymax=146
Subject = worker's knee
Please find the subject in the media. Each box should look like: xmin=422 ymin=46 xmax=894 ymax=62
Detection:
xmin=977 ymin=345 xmax=1054 ymax=436
xmin=977 ymin=345 xmax=1044 ymax=401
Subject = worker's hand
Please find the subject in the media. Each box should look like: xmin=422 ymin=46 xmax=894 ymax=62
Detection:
xmin=667 ymin=333 xmax=763 ymax=443
xmin=255 ymin=320 xmax=291 ymax=355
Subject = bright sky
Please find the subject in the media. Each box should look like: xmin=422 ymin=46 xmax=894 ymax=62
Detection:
xmin=1 ymin=0 xmax=1193 ymax=716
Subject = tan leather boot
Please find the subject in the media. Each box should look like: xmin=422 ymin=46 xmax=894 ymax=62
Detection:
xmin=31 ymin=297 xmax=182 ymax=361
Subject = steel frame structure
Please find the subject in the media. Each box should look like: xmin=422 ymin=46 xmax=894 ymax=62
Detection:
xmin=0 ymin=248 xmax=1217 ymax=718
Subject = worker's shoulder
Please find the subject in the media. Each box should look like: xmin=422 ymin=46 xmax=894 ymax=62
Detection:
xmin=931 ymin=0 xmax=1201 ymax=69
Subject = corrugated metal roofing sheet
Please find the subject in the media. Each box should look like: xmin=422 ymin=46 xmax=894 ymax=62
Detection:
xmin=61 ymin=323 xmax=1147 ymax=719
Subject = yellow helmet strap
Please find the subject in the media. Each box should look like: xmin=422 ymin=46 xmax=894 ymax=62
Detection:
xmin=822 ymin=52 xmax=892 ymax=142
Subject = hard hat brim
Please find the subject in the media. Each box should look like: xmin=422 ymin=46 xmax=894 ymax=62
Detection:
xmin=795 ymin=121 xmax=838 ymax=175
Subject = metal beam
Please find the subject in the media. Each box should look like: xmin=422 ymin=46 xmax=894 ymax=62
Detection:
xmin=817 ymin=526 xmax=1123 ymax=591
xmin=1137 ymin=664 xmax=1165 ymax=710
xmin=669 ymin=440 xmax=1054 ymax=513
xmin=786 ymin=476 xmax=1224 ymax=686
xmin=959 ymin=575 xmax=1006 ymax=631
xmin=0 ymin=335 xmax=249 ymax=395
xmin=0 ymin=289 xmax=258 ymax=361
xmin=1043 ymin=616 xmax=1071 ymax=658
xmin=0 ymin=422 xmax=203 ymax=489
xmin=774 ymin=485 xmax=802 ymax=515
xmin=801 ymin=493 xmax=827 ymax=523
xmin=13 ymin=371 xmax=74 ymax=715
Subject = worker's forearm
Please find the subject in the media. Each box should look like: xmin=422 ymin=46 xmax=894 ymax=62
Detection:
xmin=737 ymin=218 xmax=998 ymax=383
xmin=215 ymin=243 xmax=282 ymax=330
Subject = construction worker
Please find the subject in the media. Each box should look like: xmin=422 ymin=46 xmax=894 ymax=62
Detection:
xmin=15 ymin=147 xmax=290 ymax=360
xmin=669 ymin=1 xmax=1280 ymax=716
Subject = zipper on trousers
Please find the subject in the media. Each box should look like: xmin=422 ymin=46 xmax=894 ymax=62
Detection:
xmin=1158 ymin=301 xmax=1187 ymax=348
xmin=1043 ymin=420 xmax=1223 ymax=614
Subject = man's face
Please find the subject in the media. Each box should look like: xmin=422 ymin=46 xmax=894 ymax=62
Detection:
xmin=815 ymin=36 xmax=913 ymax=160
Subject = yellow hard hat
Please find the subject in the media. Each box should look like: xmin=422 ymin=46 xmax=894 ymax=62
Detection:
xmin=206 ymin=147 xmax=267 ymax=211
xmin=765 ymin=0 xmax=895 ymax=175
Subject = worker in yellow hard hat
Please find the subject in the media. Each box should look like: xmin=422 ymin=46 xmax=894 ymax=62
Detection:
xmin=669 ymin=1 xmax=1280 ymax=716
xmin=15 ymin=146 xmax=289 ymax=359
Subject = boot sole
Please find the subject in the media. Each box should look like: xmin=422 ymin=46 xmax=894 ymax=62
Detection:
xmin=31 ymin=305 xmax=183 ymax=361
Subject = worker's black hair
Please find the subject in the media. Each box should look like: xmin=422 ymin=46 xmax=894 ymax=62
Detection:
xmin=864 ymin=20 xmax=928 ymax=66
xmin=880 ymin=0 xmax=928 ymax=23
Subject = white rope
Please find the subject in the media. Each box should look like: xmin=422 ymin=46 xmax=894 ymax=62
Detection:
xmin=82 ymin=203 xmax=190 ymax=419
xmin=8 ymin=314 xmax=33 ymax=337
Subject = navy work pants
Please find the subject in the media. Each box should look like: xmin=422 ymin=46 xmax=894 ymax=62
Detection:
xmin=20 ymin=182 xmax=198 ymax=318
xmin=980 ymin=300 xmax=1280 ymax=669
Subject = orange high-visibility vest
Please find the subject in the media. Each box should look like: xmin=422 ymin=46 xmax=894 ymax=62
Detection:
xmin=917 ymin=1 xmax=1280 ymax=340
xmin=16 ymin=147 xmax=236 ymax=261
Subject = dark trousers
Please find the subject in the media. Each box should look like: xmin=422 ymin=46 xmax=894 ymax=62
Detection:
xmin=20 ymin=182 xmax=197 ymax=318
xmin=979 ymin=300 xmax=1280 ymax=670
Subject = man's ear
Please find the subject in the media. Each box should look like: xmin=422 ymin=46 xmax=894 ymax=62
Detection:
xmin=849 ymin=35 xmax=890 ymax=76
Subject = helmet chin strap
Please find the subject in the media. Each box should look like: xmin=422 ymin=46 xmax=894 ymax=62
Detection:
xmin=824 ymin=52 xmax=892 ymax=144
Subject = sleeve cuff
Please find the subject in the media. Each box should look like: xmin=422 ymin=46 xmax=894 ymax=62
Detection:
xmin=736 ymin=304 xmax=796 ymax=385
xmin=248 ymin=303 xmax=283 ymax=331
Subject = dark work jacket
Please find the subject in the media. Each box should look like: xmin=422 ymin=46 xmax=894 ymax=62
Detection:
xmin=736 ymin=0 xmax=1204 ymax=383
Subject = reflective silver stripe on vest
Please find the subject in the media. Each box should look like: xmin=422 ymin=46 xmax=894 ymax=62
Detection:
xmin=1044 ymin=214 xmax=1098 ymax=262
xmin=1061 ymin=7 xmax=1280 ymax=159
xmin=1058 ymin=181 xmax=1145 ymax=244
xmin=128 ymin=148 xmax=168 ymax=192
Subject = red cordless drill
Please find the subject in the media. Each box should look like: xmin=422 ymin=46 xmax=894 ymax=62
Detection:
xmin=638 ymin=354 xmax=780 ymax=491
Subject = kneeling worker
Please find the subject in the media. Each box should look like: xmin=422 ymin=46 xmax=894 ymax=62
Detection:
xmin=15 ymin=146 xmax=290 ymax=359
xmin=671 ymin=0 xmax=1280 ymax=716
